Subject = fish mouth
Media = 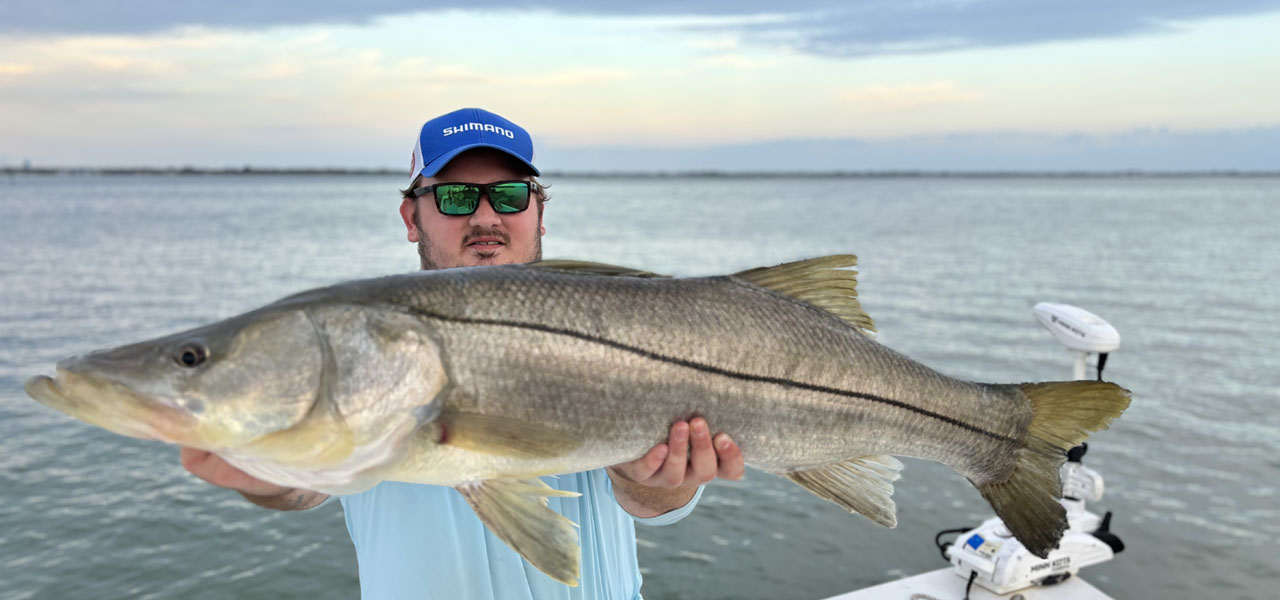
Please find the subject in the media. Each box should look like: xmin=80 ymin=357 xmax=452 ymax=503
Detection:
xmin=25 ymin=369 xmax=199 ymax=444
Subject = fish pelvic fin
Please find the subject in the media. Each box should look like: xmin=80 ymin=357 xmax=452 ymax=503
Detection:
xmin=457 ymin=478 xmax=582 ymax=586
xmin=440 ymin=411 xmax=581 ymax=459
xmin=783 ymin=455 xmax=903 ymax=527
xmin=978 ymin=381 xmax=1131 ymax=558
xmin=732 ymin=255 xmax=876 ymax=336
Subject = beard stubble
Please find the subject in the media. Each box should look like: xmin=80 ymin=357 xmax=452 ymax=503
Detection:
xmin=414 ymin=202 xmax=543 ymax=271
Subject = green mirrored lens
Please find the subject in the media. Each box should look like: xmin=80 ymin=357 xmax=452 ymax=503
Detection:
xmin=489 ymin=183 xmax=530 ymax=213
xmin=436 ymin=184 xmax=479 ymax=215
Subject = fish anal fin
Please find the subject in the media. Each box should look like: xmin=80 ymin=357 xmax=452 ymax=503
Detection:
xmin=978 ymin=381 xmax=1131 ymax=558
xmin=528 ymin=260 xmax=670 ymax=278
xmin=784 ymin=455 xmax=902 ymax=527
xmin=457 ymin=478 xmax=582 ymax=586
xmin=441 ymin=411 xmax=581 ymax=459
xmin=733 ymin=255 xmax=876 ymax=335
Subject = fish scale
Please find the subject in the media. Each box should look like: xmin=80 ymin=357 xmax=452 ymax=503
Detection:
xmin=403 ymin=267 xmax=1015 ymax=471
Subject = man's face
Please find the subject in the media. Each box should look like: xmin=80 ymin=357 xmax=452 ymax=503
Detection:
xmin=399 ymin=148 xmax=545 ymax=270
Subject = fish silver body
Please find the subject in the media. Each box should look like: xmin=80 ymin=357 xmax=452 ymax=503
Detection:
xmin=26 ymin=256 xmax=1130 ymax=585
xmin=380 ymin=264 xmax=1018 ymax=483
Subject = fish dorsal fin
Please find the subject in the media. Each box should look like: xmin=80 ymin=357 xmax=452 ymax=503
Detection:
xmin=733 ymin=255 xmax=876 ymax=335
xmin=528 ymin=259 xmax=670 ymax=279
xmin=783 ymin=455 xmax=903 ymax=527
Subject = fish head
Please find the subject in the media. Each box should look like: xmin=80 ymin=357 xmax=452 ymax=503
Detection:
xmin=25 ymin=307 xmax=326 ymax=451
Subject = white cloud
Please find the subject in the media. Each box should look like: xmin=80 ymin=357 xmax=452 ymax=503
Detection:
xmin=2 ymin=7 xmax=1277 ymax=169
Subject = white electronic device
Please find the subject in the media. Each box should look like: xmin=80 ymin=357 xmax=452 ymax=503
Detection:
xmin=1033 ymin=302 xmax=1120 ymax=380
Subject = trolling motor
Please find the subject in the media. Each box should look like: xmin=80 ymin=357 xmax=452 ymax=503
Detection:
xmin=939 ymin=303 xmax=1124 ymax=595
xmin=1032 ymin=302 xmax=1120 ymax=381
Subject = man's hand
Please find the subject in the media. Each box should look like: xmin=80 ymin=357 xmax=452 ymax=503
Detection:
xmin=611 ymin=418 xmax=744 ymax=487
xmin=179 ymin=448 xmax=328 ymax=511
xmin=607 ymin=417 xmax=744 ymax=518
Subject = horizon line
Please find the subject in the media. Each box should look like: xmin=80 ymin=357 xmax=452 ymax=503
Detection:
xmin=5 ymin=166 xmax=1280 ymax=178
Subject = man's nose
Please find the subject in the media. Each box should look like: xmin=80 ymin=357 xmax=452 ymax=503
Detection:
xmin=468 ymin=195 xmax=502 ymax=227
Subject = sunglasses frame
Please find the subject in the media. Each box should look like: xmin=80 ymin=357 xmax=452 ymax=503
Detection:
xmin=410 ymin=180 xmax=535 ymax=216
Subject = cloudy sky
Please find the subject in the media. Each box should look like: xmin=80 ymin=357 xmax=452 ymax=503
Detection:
xmin=2 ymin=1 xmax=1279 ymax=171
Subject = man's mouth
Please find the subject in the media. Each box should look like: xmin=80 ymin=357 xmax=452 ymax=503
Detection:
xmin=465 ymin=236 xmax=507 ymax=249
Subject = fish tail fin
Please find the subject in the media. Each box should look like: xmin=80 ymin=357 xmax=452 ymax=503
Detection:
xmin=978 ymin=381 xmax=1131 ymax=558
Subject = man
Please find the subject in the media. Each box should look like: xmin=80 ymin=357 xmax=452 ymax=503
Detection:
xmin=181 ymin=107 xmax=744 ymax=599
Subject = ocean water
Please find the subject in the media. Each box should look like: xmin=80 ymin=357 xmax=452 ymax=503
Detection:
xmin=1 ymin=173 xmax=1276 ymax=599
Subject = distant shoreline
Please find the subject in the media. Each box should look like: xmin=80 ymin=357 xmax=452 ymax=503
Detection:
xmin=3 ymin=166 xmax=1278 ymax=178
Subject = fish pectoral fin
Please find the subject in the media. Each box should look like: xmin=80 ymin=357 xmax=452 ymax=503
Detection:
xmin=526 ymin=259 xmax=670 ymax=278
xmin=783 ymin=455 xmax=903 ymax=527
xmin=732 ymin=255 xmax=876 ymax=336
xmin=441 ymin=411 xmax=581 ymax=459
xmin=457 ymin=478 xmax=582 ymax=586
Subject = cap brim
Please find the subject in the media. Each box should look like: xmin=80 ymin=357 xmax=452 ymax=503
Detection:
xmin=417 ymin=143 xmax=541 ymax=180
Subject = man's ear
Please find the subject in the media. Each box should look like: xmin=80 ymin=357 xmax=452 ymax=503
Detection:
xmin=399 ymin=197 xmax=420 ymax=243
xmin=538 ymin=199 xmax=547 ymax=236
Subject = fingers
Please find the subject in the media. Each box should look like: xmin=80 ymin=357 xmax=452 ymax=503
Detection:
xmin=713 ymin=433 xmax=745 ymax=481
xmin=181 ymin=447 xmax=237 ymax=488
xmin=619 ymin=443 xmax=669 ymax=483
xmin=180 ymin=447 xmax=218 ymax=483
xmin=179 ymin=447 xmax=207 ymax=473
xmin=609 ymin=419 xmax=745 ymax=489
xmin=177 ymin=447 xmax=292 ymax=496
xmin=651 ymin=419 xmax=742 ymax=487
xmin=687 ymin=418 xmax=718 ymax=485
xmin=657 ymin=421 xmax=690 ymax=487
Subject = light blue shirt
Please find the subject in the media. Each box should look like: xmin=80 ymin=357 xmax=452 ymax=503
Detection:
xmin=340 ymin=469 xmax=703 ymax=600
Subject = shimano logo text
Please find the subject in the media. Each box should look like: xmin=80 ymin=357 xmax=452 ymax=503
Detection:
xmin=442 ymin=122 xmax=516 ymax=138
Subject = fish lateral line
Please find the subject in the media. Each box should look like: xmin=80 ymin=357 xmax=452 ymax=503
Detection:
xmin=412 ymin=309 xmax=1025 ymax=446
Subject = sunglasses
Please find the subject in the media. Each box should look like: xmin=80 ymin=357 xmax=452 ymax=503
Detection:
xmin=410 ymin=180 xmax=534 ymax=216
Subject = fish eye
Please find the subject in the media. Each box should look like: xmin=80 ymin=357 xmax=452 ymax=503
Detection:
xmin=175 ymin=344 xmax=208 ymax=368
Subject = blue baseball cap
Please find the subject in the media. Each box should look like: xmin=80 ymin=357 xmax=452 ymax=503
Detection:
xmin=408 ymin=108 xmax=539 ymax=186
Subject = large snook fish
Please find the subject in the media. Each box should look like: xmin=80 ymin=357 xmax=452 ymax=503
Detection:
xmin=26 ymin=256 xmax=1130 ymax=586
